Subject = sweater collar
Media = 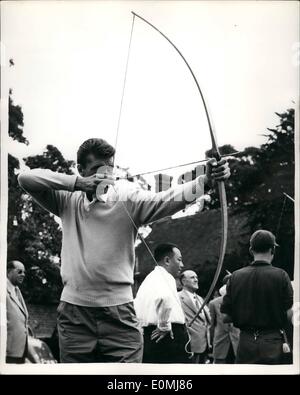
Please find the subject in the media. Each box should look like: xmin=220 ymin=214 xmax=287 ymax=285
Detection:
xmin=250 ymin=260 xmax=272 ymax=266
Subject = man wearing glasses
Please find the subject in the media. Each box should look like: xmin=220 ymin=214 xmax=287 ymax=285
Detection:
xmin=6 ymin=260 xmax=29 ymax=363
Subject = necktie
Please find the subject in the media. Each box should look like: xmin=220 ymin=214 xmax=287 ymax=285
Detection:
xmin=194 ymin=294 xmax=200 ymax=309
xmin=15 ymin=287 xmax=24 ymax=307
xmin=194 ymin=295 xmax=206 ymax=322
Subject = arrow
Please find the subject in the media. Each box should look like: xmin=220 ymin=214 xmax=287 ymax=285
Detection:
xmin=116 ymin=151 xmax=240 ymax=180
xmin=283 ymin=192 xmax=295 ymax=203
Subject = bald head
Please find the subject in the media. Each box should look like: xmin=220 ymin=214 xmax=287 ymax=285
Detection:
xmin=180 ymin=270 xmax=198 ymax=292
xmin=7 ymin=260 xmax=26 ymax=286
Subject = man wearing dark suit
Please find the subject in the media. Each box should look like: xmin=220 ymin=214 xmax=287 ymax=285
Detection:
xmin=178 ymin=270 xmax=211 ymax=363
xmin=6 ymin=260 xmax=29 ymax=363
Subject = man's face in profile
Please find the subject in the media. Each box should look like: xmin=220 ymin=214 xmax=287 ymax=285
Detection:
xmin=8 ymin=261 xmax=26 ymax=286
xmin=182 ymin=270 xmax=199 ymax=292
xmin=168 ymin=248 xmax=184 ymax=279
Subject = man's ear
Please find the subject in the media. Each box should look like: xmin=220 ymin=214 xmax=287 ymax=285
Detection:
xmin=77 ymin=164 xmax=84 ymax=177
xmin=164 ymin=256 xmax=170 ymax=266
xmin=249 ymin=247 xmax=253 ymax=257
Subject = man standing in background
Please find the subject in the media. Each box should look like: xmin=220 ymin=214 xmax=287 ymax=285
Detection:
xmin=178 ymin=270 xmax=211 ymax=363
xmin=134 ymin=243 xmax=190 ymax=363
xmin=6 ymin=260 xmax=29 ymax=363
xmin=221 ymin=230 xmax=293 ymax=364
xmin=209 ymin=275 xmax=240 ymax=363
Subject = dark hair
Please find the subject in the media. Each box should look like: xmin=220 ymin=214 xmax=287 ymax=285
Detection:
xmin=77 ymin=138 xmax=115 ymax=166
xmin=250 ymin=230 xmax=278 ymax=253
xmin=154 ymin=243 xmax=178 ymax=263
xmin=7 ymin=261 xmax=16 ymax=273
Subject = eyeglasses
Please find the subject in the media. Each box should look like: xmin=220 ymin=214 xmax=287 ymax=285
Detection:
xmin=15 ymin=269 xmax=26 ymax=274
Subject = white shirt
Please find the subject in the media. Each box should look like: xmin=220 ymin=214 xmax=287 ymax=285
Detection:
xmin=83 ymin=187 xmax=111 ymax=209
xmin=134 ymin=266 xmax=185 ymax=331
xmin=219 ymin=284 xmax=227 ymax=297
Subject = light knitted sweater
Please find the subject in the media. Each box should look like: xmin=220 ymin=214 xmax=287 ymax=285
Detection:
xmin=18 ymin=169 xmax=205 ymax=307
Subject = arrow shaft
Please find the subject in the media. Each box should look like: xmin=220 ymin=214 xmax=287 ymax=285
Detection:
xmin=118 ymin=152 xmax=240 ymax=180
xmin=283 ymin=192 xmax=295 ymax=203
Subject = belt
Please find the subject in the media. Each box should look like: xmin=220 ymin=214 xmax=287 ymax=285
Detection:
xmin=242 ymin=328 xmax=282 ymax=340
xmin=242 ymin=327 xmax=280 ymax=333
xmin=144 ymin=323 xmax=185 ymax=329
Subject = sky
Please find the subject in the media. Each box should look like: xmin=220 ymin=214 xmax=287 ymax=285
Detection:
xmin=1 ymin=1 xmax=299 ymax=184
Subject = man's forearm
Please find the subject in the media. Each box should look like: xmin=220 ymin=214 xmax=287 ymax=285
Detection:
xmin=74 ymin=176 xmax=85 ymax=191
xmin=156 ymin=298 xmax=172 ymax=331
xmin=18 ymin=169 xmax=77 ymax=193
xmin=130 ymin=176 xmax=206 ymax=225
xmin=165 ymin=175 xmax=206 ymax=204
xmin=18 ymin=169 xmax=77 ymax=216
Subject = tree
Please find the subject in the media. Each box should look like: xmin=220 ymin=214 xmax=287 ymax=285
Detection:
xmin=8 ymin=89 xmax=29 ymax=145
xmin=7 ymin=63 xmax=29 ymax=256
xmin=7 ymin=84 xmax=76 ymax=303
xmin=9 ymin=146 xmax=75 ymax=303
xmin=25 ymin=145 xmax=74 ymax=175
xmin=136 ymin=107 xmax=295 ymax=293
xmin=218 ymin=109 xmax=294 ymax=277
xmin=245 ymin=109 xmax=295 ymax=277
xmin=7 ymin=89 xmax=29 ymax=260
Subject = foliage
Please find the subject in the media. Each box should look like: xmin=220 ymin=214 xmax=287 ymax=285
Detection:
xmin=8 ymin=90 xmax=29 ymax=145
xmin=7 ymin=89 xmax=75 ymax=303
xmin=8 ymin=145 xmax=75 ymax=303
xmin=25 ymin=145 xmax=75 ymax=175
xmin=146 ymin=108 xmax=296 ymax=291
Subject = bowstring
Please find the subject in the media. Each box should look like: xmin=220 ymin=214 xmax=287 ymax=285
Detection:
xmin=112 ymin=14 xmax=205 ymax=355
xmin=113 ymin=13 xmax=136 ymax=166
xmin=111 ymin=15 xmax=186 ymax=317
xmin=112 ymin=12 xmax=161 ymax=271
